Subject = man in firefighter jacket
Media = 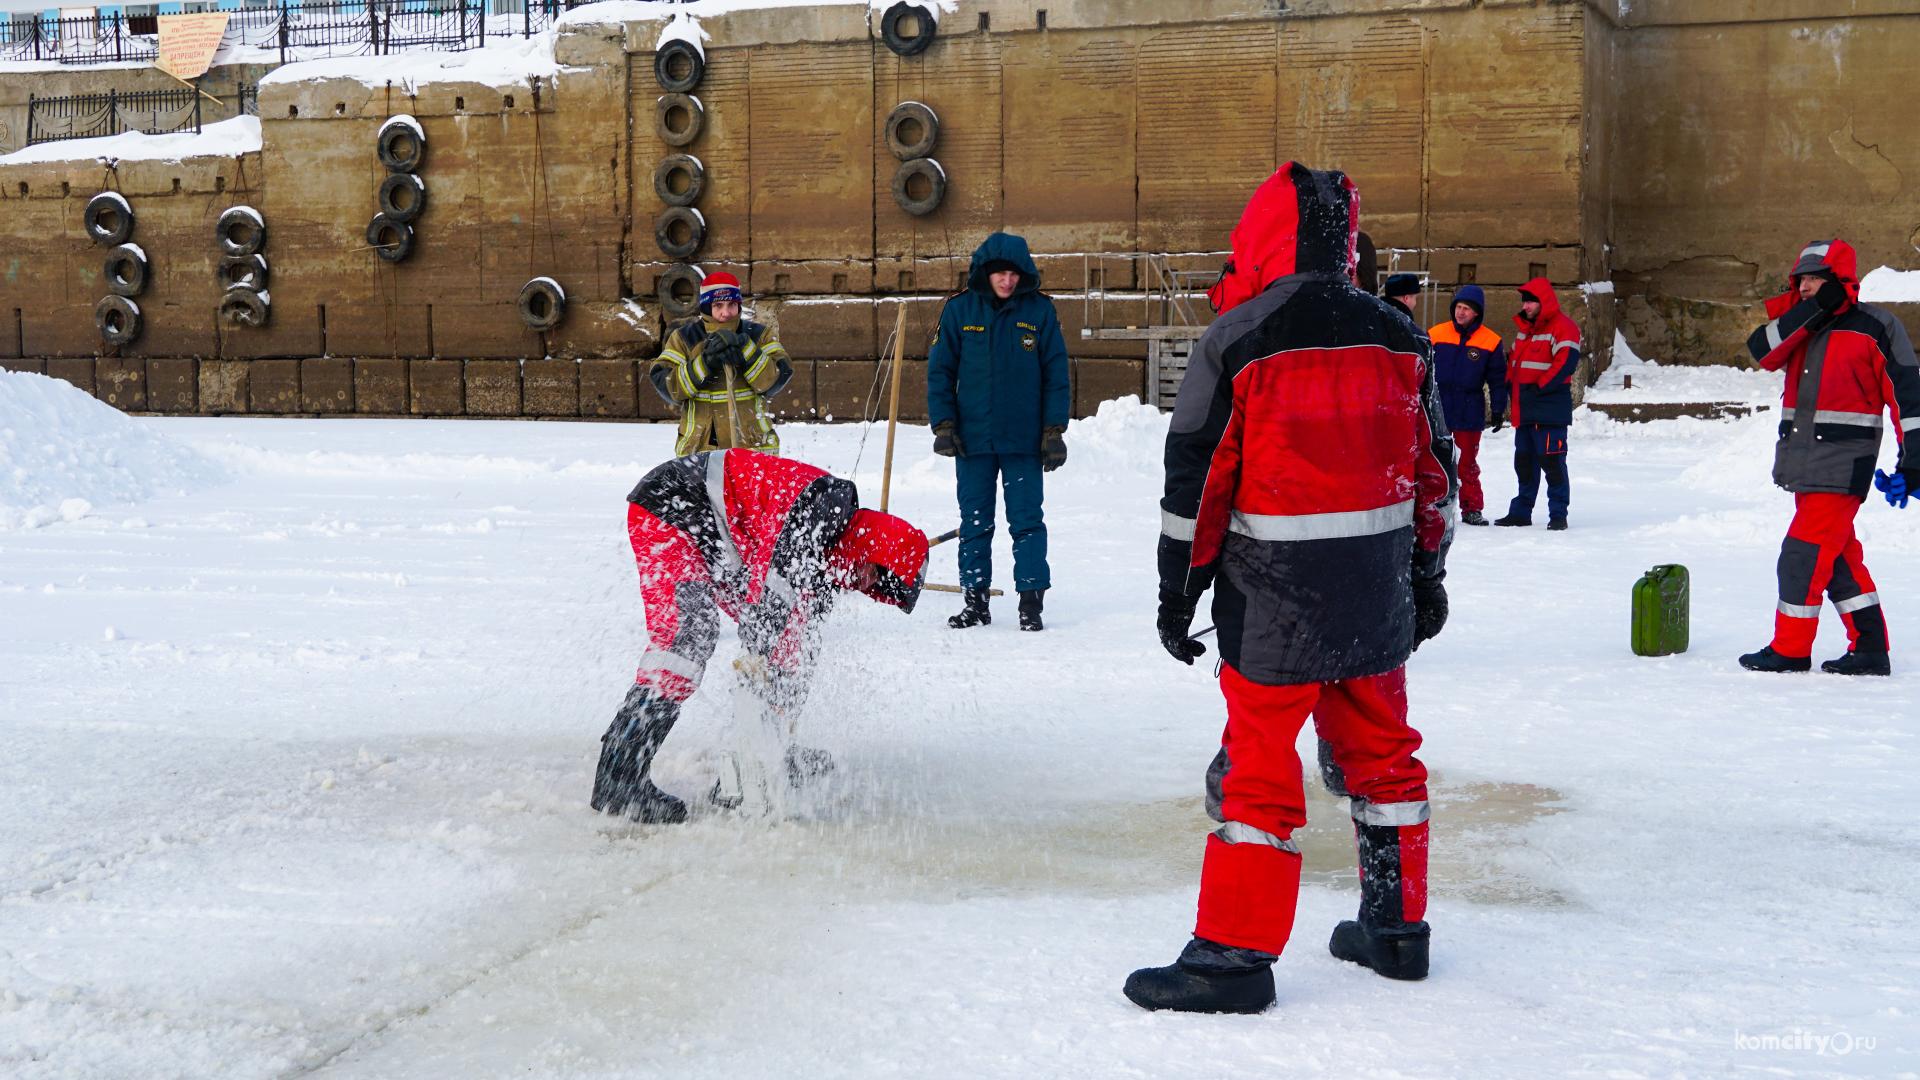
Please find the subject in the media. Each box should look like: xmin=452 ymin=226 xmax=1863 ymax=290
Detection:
xmin=1738 ymin=239 xmax=1920 ymax=677
xmin=648 ymin=272 xmax=795 ymax=457
xmin=1429 ymin=284 xmax=1509 ymax=526
xmin=591 ymin=449 xmax=929 ymax=823
xmin=1494 ymin=278 xmax=1579 ymax=530
xmin=1125 ymin=163 xmax=1457 ymax=1014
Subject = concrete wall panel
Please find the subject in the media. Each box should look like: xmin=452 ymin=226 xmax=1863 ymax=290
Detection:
xmin=873 ymin=35 xmax=1003 ymax=263
xmin=249 ymin=358 xmax=301 ymax=413
xmin=149 ymin=359 xmax=198 ymax=413
xmin=1278 ymin=17 xmax=1424 ymax=248
xmin=354 ymin=359 xmax=407 ymax=414
xmin=301 ymin=357 xmax=353 ymax=413
xmin=1139 ymin=24 xmax=1277 ymax=253
xmin=749 ymin=41 xmax=874 ymax=262
xmin=1002 ymin=30 xmax=1137 ymax=253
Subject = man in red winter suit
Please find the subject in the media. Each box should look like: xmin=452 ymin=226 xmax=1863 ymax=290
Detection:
xmin=1126 ymin=163 xmax=1457 ymax=1014
xmin=591 ymin=449 xmax=929 ymax=822
xmin=1738 ymin=239 xmax=1920 ymax=677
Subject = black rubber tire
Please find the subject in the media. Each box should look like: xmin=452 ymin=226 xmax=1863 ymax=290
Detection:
xmin=102 ymin=244 xmax=148 ymax=297
xmin=880 ymin=2 xmax=936 ymax=56
xmin=518 ymin=277 xmax=566 ymax=331
xmin=655 ymin=206 xmax=705 ymax=260
xmin=95 ymin=294 xmax=140 ymax=346
xmin=84 ymin=192 xmax=134 ymax=245
xmin=885 ymin=101 xmax=938 ymax=161
xmin=215 ymin=206 xmax=265 ymax=257
xmin=366 ymin=214 xmax=414 ymax=263
xmin=654 ymin=40 xmax=703 ymax=93
xmin=653 ymin=153 xmax=705 ymax=208
xmin=216 ymin=253 xmax=269 ymax=292
xmin=377 ymin=172 xmax=428 ymax=223
xmin=376 ymin=117 xmax=425 ymax=173
xmin=218 ymin=286 xmax=269 ymax=327
xmin=658 ymin=263 xmax=704 ymax=319
xmin=653 ymin=93 xmax=704 ymax=147
xmin=892 ymin=158 xmax=946 ymax=216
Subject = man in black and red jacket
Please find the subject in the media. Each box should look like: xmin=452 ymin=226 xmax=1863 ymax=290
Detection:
xmin=1738 ymin=239 xmax=1920 ymax=677
xmin=592 ymin=449 xmax=929 ymax=823
xmin=1124 ymin=163 xmax=1457 ymax=1014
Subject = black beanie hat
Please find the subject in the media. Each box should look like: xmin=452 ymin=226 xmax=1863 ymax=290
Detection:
xmin=982 ymin=259 xmax=1021 ymax=278
xmin=1383 ymin=273 xmax=1421 ymax=299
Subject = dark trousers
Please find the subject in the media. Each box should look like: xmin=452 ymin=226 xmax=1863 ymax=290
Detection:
xmin=1508 ymin=424 xmax=1570 ymax=520
xmin=955 ymin=452 xmax=1049 ymax=592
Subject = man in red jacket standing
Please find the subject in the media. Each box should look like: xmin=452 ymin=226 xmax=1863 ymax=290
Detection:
xmin=1494 ymin=278 xmax=1580 ymax=530
xmin=1125 ymin=163 xmax=1456 ymax=1015
xmin=592 ymin=449 xmax=929 ymax=822
xmin=1738 ymin=239 xmax=1920 ymax=677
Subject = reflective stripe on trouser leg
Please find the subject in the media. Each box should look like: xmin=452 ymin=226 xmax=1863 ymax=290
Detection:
xmin=1196 ymin=833 xmax=1304 ymax=955
xmin=1828 ymin=542 xmax=1888 ymax=653
xmin=1353 ymin=814 xmax=1430 ymax=928
xmin=1771 ymin=493 xmax=1869 ymax=657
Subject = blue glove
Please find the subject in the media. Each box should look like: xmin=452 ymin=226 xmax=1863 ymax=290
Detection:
xmin=1874 ymin=468 xmax=1911 ymax=509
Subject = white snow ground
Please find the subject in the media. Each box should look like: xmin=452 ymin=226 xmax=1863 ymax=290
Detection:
xmin=1 ymin=377 xmax=1916 ymax=1078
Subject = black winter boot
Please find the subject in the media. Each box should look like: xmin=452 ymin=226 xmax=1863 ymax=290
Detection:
xmin=1331 ymin=805 xmax=1430 ymax=980
xmin=1547 ymin=517 xmax=1568 ymax=531
xmin=947 ymin=588 xmax=991 ymax=629
xmin=1329 ymin=921 xmax=1430 ymax=981
xmin=1461 ymin=510 xmax=1488 ymax=526
xmin=1493 ymin=513 xmax=1531 ymax=527
xmin=1018 ymin=589 xmax=1045 ymax=632
xmin=591 ymin=685 xmax=688 ymax=823
xmin=1739 ymin=646 xmax=1811 ymax=673
xmin=1124 ymin=937 xmax=1276 ymax=1014
xmin=1821 ymin=650 xmax=1891 ymax=676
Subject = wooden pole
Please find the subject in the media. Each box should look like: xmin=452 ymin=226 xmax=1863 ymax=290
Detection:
xmin=879 ymin=302 xmax=907 ymax=513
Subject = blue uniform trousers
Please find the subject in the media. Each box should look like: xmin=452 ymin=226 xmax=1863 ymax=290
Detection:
xmin=955 ymin=453 xmax=1049 ymax=592
xmin=1507 ymin=424 xmax=1570 ymax=521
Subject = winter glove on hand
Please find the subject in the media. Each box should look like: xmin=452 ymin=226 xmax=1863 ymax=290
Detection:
xmin=1156 ymin=591 xmax=1207 ymax=666
xmin=1813 ymin=276 xmax=1849 ymax=317
xmin=704 ymin=331 xmax=746 ymax=375
xmin=1041 ymin=426 xmax=1068 ymax=473
xmin=1874 ymin=467 xmax=1917 ymax=509
xmin=932 ymin=420 xmax=964 ymax=458
xmin=1488 ymin=411 xmax=1506 ymax=433
xmin=1412 ymin=571 xmax=1448 ymax=649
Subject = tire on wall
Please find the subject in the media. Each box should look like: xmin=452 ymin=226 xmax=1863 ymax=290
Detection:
xmin=653 ymin=93 xmax=704 ymax=147
xmin=103 ymin=243 xmax=148 ymax=297
xmin=376 ymin=115 xmax=426 ymax=172
xmin=653 ymin=153 xmax=705 ymax=207
xmin=216 ymin=253 xmax=269 ymax=292
xmin=84 ymin=191 xmax=134 ymax=245
xmin=366 ymin=214 xmax=414 ymax=263
xmin=377 ymin=172 xmax=428 ymax=223
xmin=518 ymin=276 xmax=566 ymax=331
xmin=880 ymin=2 xmax=936 ymax=57
xmin=95 ymin=294 xmax=140 ymax=346
xmin=655 ymin=40 xmax=703 ymax=93
xmin=218 ymin=286 xmax=269 ymax=327
xmin=658 ymin=263 xmax=704 ymax=319
xmin=892 ymin=158 xmax=946 ymax=216
xmin=655 ymin=206 xmax=706 ymax=260
xmin=215 ymin=205 xmax=266 ymax=257
xmin=885 ymin=101 xmax=938 ymax=161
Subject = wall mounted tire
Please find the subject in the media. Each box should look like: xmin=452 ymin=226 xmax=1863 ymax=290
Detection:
xmin=367 ymin=214 xmax=414 ymax=263
xmin=95 ymin=294 xmax=140 ymax=346
xmin=102 ymin=243 xmax=148 ymax=297
xmin=215 ymin=205 xmax=265 ymax=257
xmin=377 ymin=172 xmax=428 ymax=223
xmin=654 ymin=39 xmax=703 ymax=92
xmin=376 ymin=115 xmax=426 ymax=173
xmin=219 ymin=286 xmax=269 ymax=327
xmin=892 ymin=157 xmax=947 ymax=216
xmin=880 ymin=2 xmax=936 ymax=56
xmin=653 ymin=153 xmax=706 ymax=207
xmin=885 ymin=101 xmax=938 ymax=161
xmin=655 ymin=206 xmax=705 ymax=260
xmin=216 ymin=253 xmax=269 ymax=292
xmin=653 ymin=93 xmax=704 ymax=147
xmin=658 ymin=263 xmax=704 ymax=319
xmin=518 ymin=276 xmax=567 ymax=331
xmin=84 ymin=192 xmax=134 ymax=245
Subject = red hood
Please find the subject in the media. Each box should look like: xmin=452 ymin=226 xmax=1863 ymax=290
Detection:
xmin=1765 ymin=238 xmax=1859 ymax=321
xmin=1208 ymin=162 xmax=1359 ymax=315
xmin=1513 ymin=277 xmax=1567 ymax=330
xmin=828 ymin=508 xmax=927 ymax=612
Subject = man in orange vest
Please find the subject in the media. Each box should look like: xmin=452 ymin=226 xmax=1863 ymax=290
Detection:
xmin=1428 ymin=285 xmax=1508 ymax=526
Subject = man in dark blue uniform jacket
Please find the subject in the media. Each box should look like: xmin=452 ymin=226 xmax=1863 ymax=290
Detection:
xmin=926 ymin=232 xmax=1072 ymax=632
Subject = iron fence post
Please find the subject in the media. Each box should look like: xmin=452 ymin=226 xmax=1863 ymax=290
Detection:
xmin=108 ymin=87 xmax=117 ymax=138
xmin=279 ymin=0 xmax=287 ymax=66
xmin=31 ymin=13 xmax=40 ymax=61
xmin=25 ymin=93 xmax=34 ymax=145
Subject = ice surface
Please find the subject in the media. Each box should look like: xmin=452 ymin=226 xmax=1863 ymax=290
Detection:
xmin=0 ymin=402 xmax=1915 ymax=1077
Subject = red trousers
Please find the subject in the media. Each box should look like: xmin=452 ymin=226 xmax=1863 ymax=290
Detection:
xmin=1452 ymin=429 xmax=1484 ymax=513
xmin=1770 ymin=492 xmax=1887 ymax=657
xmin=1196 ymin=664 xmax=1429 ymax=955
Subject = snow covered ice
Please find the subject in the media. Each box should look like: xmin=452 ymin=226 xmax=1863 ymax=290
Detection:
xmin=0 ymin=382 xmax=1915 ymax=1076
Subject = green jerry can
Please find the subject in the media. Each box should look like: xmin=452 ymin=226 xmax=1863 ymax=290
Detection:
xmin=1632 ymin=564 xmax=1690 ymax=656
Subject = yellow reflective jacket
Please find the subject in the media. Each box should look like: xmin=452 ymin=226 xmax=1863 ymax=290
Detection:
xmin=648 ymin=315 xmax=794 ymax=457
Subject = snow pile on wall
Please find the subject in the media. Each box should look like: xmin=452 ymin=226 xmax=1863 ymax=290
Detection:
xmin=0 ymin=370 xmax=224 ymax=529
xmin=259 ymin=31 xmax=580 ymax=92
xmin=1859 ymin=265 xmax=1920 ymax=304
xmin=0 ymin=115 xmax=260 ymax=166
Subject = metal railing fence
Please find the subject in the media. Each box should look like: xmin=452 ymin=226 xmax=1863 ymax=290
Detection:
xmin=25 ymin=86 xmax=202 ymax=144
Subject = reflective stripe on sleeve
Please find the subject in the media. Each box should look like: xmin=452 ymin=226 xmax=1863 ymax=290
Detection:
xmin=637 ymin=648 xmax=706 ymax=684
xmin=1903 ymin=416 xmax=1920 ymax=432
xmin=705 ymin=451 xmax=743 ymax=571
xmin=1519 ymin=361 xmax=1552 ymax=370
xmin=1778 ymin=600 xmax=1821 ymax=619
xmin=1552 ymin=339 xmax=1576 ymax=354
xmin=1215 ymin=820 xmax=1300 ymax=853
xmin=1161 ymin=510 xmax=1196 ymax=541
xmin=1813 ymin=410 xmax=1883 ymax=428
xmin=1834 ymin=591 xmax=1881 ymax=614
xmin=1766 ymin=321 xmax=1785 ymax=351
xmin=1229 ymin=499 xmax=1413 ymax=542
xmin=1351 ymin=798 xmax=1430 ymax=827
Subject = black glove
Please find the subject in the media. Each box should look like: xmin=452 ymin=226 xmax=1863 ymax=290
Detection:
xmin=1157 ymin=591 xmax=1208 ymax=665
xmin=1041 ymin=426 xmax=1067 ymax=473
xmin=1812 ymin=276 xmax=1848 ymax=316
xmin=932 ymin=420 xmax=964 ymax=458
xmin=1488 ymin=411 xmax=1506 ymax=433
xmin=1412 ymin=568 xmax=1448 ymax=649
xmin=703 ymin=330 xmax=746 ymax=374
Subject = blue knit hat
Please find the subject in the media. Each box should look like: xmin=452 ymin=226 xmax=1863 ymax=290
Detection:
xmin=1451 ymin=284 xmax=1485 ymax=317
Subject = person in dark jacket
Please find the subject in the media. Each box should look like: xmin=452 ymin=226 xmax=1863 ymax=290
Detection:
xmin=1382 ymin=272 xmax=1422 ymax=322
xmin=1125 ymin=163 xmax=1457 ymax=1016
xmin=926 ymin=232 xmax=1072 ymax=632
xmin=1737 ymin=239 xmax=1920 ymax=677
xmin=1494 ymin=278 xmax=1579 ymax=529
xmin=1429 ymin=285 xmax=1509 ymax=526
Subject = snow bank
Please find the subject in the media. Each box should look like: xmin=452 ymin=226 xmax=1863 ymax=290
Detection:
xmin=0 ymin=370 xmax=223 ymax=529
xmin=1062 ymin=395 xmax=1166 ymax=482
xmin=1859 ymin=265 xmax=1920 ymax=304
xmin=259 ymin=32 xmax=579 ymax=92
xmin=0 ymin=115 xmax=259 ymax=166
xmin=1584 ymin=330 xmax=1777 ymax=403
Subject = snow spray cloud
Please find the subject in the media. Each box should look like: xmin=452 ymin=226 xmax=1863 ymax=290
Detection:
xmin=1733 ymin=1030 xmax=1875 ymax=1055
